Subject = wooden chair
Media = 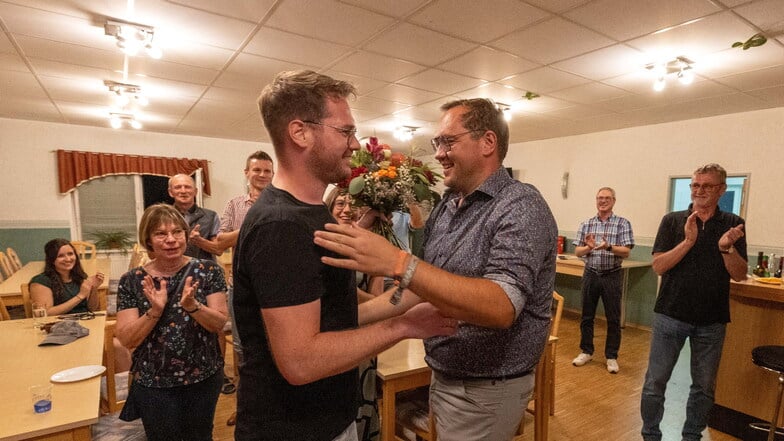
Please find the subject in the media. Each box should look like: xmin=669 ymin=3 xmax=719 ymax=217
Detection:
xmin=101 ymin=320 xmax=129 ymax=414
xmin=518 ymin=291 xmax=564 ymax=435
xmin=21 ymin=282 xmax=32 ymax=318
xmin=128 ymin=243 xmax=150 ymax=269
xmin=0 ymin=251 xmax=14 ymax=279
xmin=71 ymin=240 xmax=97 ymax=261
xmin=6 ymin=247 xmax=23 ymax=272
xmin=0 ymin=297 xmax=10 ymax=321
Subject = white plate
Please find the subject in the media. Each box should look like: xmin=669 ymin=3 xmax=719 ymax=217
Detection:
xmin=50 ymin=365 xmax=106 ymax=383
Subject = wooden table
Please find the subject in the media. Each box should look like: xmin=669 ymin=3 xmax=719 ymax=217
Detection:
xmin=711 ymin=278 xmax=784 ymax=436
xmin=0 ymin=315 xmax=106 ymax=441
xmin=377 ymin=336 xmax=556 ymax=441
xmin=555 ymin=255 xmax=651 ymax=326
xmin=0 ymin=259 xmax=111 ymax=308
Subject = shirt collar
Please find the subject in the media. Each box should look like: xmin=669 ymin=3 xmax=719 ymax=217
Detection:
xmin=445 ymin=166 xmax=511 ymax=204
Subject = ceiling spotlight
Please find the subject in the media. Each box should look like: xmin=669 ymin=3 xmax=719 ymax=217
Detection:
xmin=108 ymin=112 xmax=142 ymax=130
xmin=394 ymin=126 xmax=417 ymax=142
xmin=105 ymin=20 xmax=162 ymax=59
xmin=645 ymin=56 xmax=695 ymax=92
xmin=105 ymin=80 xmax=148 ymax=108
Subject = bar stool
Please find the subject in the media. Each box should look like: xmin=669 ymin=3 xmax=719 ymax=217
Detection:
xmin=750 ymin=345 xmax=784 ymax=441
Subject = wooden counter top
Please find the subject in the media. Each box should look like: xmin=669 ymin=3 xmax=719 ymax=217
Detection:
xmin=730 ymin=277 xmax=784 ymax=303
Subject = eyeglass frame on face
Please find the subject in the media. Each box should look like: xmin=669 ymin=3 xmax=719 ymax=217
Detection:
xmin=689 ymin=182 xmax=724 ymax=192
xmin=152 ymin=228 xmax=186 ymax=242
xmin=302 ymin=120 xmax=358 ymax=148
xmin=430 ymin=130 xmax=479 ymax=153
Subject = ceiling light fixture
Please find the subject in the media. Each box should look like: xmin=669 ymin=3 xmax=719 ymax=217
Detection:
xmin=645 ymin=56 xmax=695 ymax=92
xmin=394 ymin=126 xmax=417 ymax=142
xmin=108 ymin=112 xmax=142 ymax=130
xmin=105 ymin=80 xmax=148 ymax=107
xmin=104 ymin=20 xmax=162 ymax=59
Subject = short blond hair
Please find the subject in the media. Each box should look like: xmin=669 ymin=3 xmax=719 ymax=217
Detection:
xmin=138 ymin=204 xmax=188 ymax=252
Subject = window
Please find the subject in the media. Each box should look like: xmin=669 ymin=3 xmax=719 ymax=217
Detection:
xmin=668 ymin=174 xmax=749 ymax=217
xmin=71 ymin=171 xmax=203 ymax=241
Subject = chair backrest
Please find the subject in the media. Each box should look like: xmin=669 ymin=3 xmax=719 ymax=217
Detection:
xmin=128 ymin=243 xmax=150 ymax=270
xmin=101 ymin=320 xmax=125 ymax=413
xmin=70 ymin=241 xmax=98 ymax=261
xmin=551 ymin=291 xmax=564 ymax=338
xmin=21 ymin=283 xmax=32 ymax=318
xmin=6 ymin=247 xmax=23 ymax=272
xmin=0 ymin=251 xmax=14 ymax=279
xmin=0 ymin=296 xmax=10 ymax=321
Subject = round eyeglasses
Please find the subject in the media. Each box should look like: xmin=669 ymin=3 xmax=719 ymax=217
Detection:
xmin=430 ymin=130 xmax=478 ymax=153
xmin=303 ymin=120 xmax=358 ymax=148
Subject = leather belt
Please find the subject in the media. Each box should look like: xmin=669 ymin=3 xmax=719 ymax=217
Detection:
xmin=586 ymin=266 xmax=622 ymax=276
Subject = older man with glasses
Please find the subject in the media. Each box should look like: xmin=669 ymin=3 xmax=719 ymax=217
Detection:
xmin=641 ymin=163 xmax=748 ymax=441
xmin=316 ymin=97 xmax=558 ymax=440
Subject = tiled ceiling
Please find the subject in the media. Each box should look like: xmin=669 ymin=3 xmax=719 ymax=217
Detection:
xmin=0 ymin=0 xmax=783 ymax=146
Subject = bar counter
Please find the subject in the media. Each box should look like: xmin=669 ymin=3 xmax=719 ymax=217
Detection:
xmin=710 ymin=278 xmax=784 ymax=436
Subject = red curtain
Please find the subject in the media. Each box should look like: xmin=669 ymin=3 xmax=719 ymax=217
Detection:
xmin=57 ymin=150 xmax=211 ymax=195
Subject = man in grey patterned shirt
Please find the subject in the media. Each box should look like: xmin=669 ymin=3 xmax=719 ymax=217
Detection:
xmin=316 ymin=98 xmax=558 ymax=440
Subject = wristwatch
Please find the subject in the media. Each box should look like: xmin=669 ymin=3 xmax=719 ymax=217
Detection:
xmin=183 ymin=303 xmax=202 ymax=314
xmin=719 ymin=246 xmax=734 ymax=254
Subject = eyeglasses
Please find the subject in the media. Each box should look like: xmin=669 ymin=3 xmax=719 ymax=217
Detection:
xmin=302 ymin=120 xmax=358 ymax=148
xmin=689 ymin=183 xmax=723 ymax=192
xmin=430 ymin=130 xmax=478 ymax=153
xmin=152 ymin=229 xmax=186 ymax=242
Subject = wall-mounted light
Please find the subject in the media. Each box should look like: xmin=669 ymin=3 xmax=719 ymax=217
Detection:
xmin=109 ymin=112 xmax=142 ymax=130
xmin=105 ymin=80 xmax=148 ymax=107
xmin=105 ymin=20 xmax=162 ymax=59
xmin=645 ymin=56 xmax=695 ymax=92
xmin=394 ymin=126 xmax=417 ymax=142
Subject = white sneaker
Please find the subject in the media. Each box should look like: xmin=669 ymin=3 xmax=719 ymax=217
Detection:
xmin=572 ymin=353 xmax=593 ymax=366
xmin=606 ymin=359 xmax=619 ymax=374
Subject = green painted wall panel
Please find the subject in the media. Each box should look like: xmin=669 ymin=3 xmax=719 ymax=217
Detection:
xmin=0 ymin=228 xmax=71 ymax=264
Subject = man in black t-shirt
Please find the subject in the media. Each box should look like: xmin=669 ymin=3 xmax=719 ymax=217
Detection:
xmin=232 ymin=70 xmax=458 ymax=441
xmin=640 ymin=163 xmax=748 ymax=441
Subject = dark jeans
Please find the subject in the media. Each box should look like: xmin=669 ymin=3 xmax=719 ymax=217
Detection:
xmin=579 ymin=268 xmax=622 ymax=359
xmin=134 ymin=370 xmax=223 ymax=441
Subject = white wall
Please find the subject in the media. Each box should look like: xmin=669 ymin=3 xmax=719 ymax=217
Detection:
xmin=505 ymin=107 xmax=784 ymax=249
xmin=0 ymin=117 xmax=274 ymax=227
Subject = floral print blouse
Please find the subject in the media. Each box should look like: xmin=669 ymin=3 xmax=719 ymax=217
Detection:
xmin=117 ymin=258 xmax=227 ymax=388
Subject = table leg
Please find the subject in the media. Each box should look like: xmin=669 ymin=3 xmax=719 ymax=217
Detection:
xmin=381 ymin=381 xmax=396 ymax=441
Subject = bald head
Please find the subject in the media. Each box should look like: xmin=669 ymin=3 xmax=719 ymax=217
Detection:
xmin=168 ymin=174 xmax=197 ymax=212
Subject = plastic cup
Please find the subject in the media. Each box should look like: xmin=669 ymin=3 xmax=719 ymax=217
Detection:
xmin=30 ymin=384 xmax=52 ymax=413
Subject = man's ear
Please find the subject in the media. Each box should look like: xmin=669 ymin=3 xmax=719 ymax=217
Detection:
xmin=288 ymin=120 xmax=310 ymax=149
xmin=480 ymin=130 xmax=497 ymax=158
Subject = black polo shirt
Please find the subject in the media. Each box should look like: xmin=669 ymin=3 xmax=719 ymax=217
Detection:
xmin=652 ymin=206 xmax=746 ymax=325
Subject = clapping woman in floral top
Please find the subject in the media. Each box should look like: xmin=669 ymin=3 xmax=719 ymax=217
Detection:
xmin=116 ymin=204 xmax=227 ymax=441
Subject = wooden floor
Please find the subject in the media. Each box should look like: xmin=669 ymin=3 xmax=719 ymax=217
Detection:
xmin=211 ymin=311 xmax=741 ymax=441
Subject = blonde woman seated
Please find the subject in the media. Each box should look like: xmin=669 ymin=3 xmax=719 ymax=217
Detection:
xmin=30 ymin=238 xmax=132 ymax=371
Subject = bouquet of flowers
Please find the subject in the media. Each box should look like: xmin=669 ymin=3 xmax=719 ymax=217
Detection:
xmin=338 ymin=137 xmax=441 ymax=247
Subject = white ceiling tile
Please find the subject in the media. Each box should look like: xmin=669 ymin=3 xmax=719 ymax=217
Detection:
xmin=351 ymin=95 xmax=410 ymax=113
xmin=128 ymin=58 xmax=220 ymax=85
xmin=0 ymin=70 xmax=49 ymax=100
xmin=0 ymin=31 xmax=14 ymax=53
xmin=145 ymin=41 xmax=237 ymax=71
xmin=511 ymin=96 xmax=573 ymax=112
xmin=166 ymin=0 xmax=277 ymax=22
xmin=366 ymin=83 xmax=443 ymax=106
xmin=15 ymin=36 xmax=124 ymax=72
xmin=457 ymin=82 xmax=526 ymax=104
xmin=695 ymin=44 xmax=784 ymax=78
xmin=216 ymin=53 xmax=311 ymax=91
xmin=332 ymin=51 xmax=426 ymax=83
xmin=596 ymin=93 xmax=665 ymax=113
xmin=492 ymin=17 xmax=615 ymax=64
xmin=265 ymin=0 xmax=395 ymax=46
xmin=524 ymin=0 xmax=593 ymax=13
xmin=745 ymin=84 xmax=784 ymax=105
xmin=397 ymin=69 xmax=486 ymax=95
xmin=244 ymin=28 xmax=353 ymax=67
xmin=338 ymin=0 xmax=430 ymax=18
xmin=543 ymin=103 xmax=617 ymax=120
xmin=642 ymin=78 xmax=740 ymax=104
xmin=409 ymin=0 xmax=550 ymax=43
xmin=552 ymin=44 xmax=648 ymax=80
xmin=0 ymin=2 xmax=112 ymax=50
xmin=437 ymin=46 xmax=540 ymax=82
xmin=322 ymin=70 xmax=389 ymax=95
xmin=0 ymin=52 xmax=28 ymax=73
xmin=565 ymin=0 xmax=722 ymax=41
xmin=733 ymin=0 xmax=784 ymax=31
xmin=0 ymin=95 xmax=61 ymax=121
xmin=364 ymin=23 xmax=476 ymax=66
xmin=37 ymin=75 xmax=109 ymax=105
xmin=713 ymin=64 xmax=784 ymax=90
xmin=548 ymin=82 xmax=629 ymax=104
xmin=392 ymin=103 xmax=446 ymax=124
xmin=499 ymin=67 xmax=591 ymax=94
xmin=626 ymin=11 xmax=758 ymax=60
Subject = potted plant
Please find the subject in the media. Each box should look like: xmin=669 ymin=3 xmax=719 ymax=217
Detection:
xmin=88 ymin=230 xmax=135 ymax=252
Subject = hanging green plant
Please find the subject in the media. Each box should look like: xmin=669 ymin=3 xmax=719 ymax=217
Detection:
xmin=732 ymin=33 xmax=767 ymax=50
xmin=523 ymin=91 xmax=540 ymax=100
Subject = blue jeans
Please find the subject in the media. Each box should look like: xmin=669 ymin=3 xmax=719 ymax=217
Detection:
xmin=580 ymin=269 xmax=622 ymax=359
xmin=640 ymin=313 xmax=726 ymax=441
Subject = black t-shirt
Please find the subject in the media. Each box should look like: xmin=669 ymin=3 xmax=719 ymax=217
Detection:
xmin=652 ymin=207 xmax=747 ymax=325
xmin=233 ymin=185 xmax=358 ymax=441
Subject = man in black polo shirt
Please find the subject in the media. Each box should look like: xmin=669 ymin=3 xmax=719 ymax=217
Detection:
xmin=640 ymin=163 xmax=748 ymax=441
